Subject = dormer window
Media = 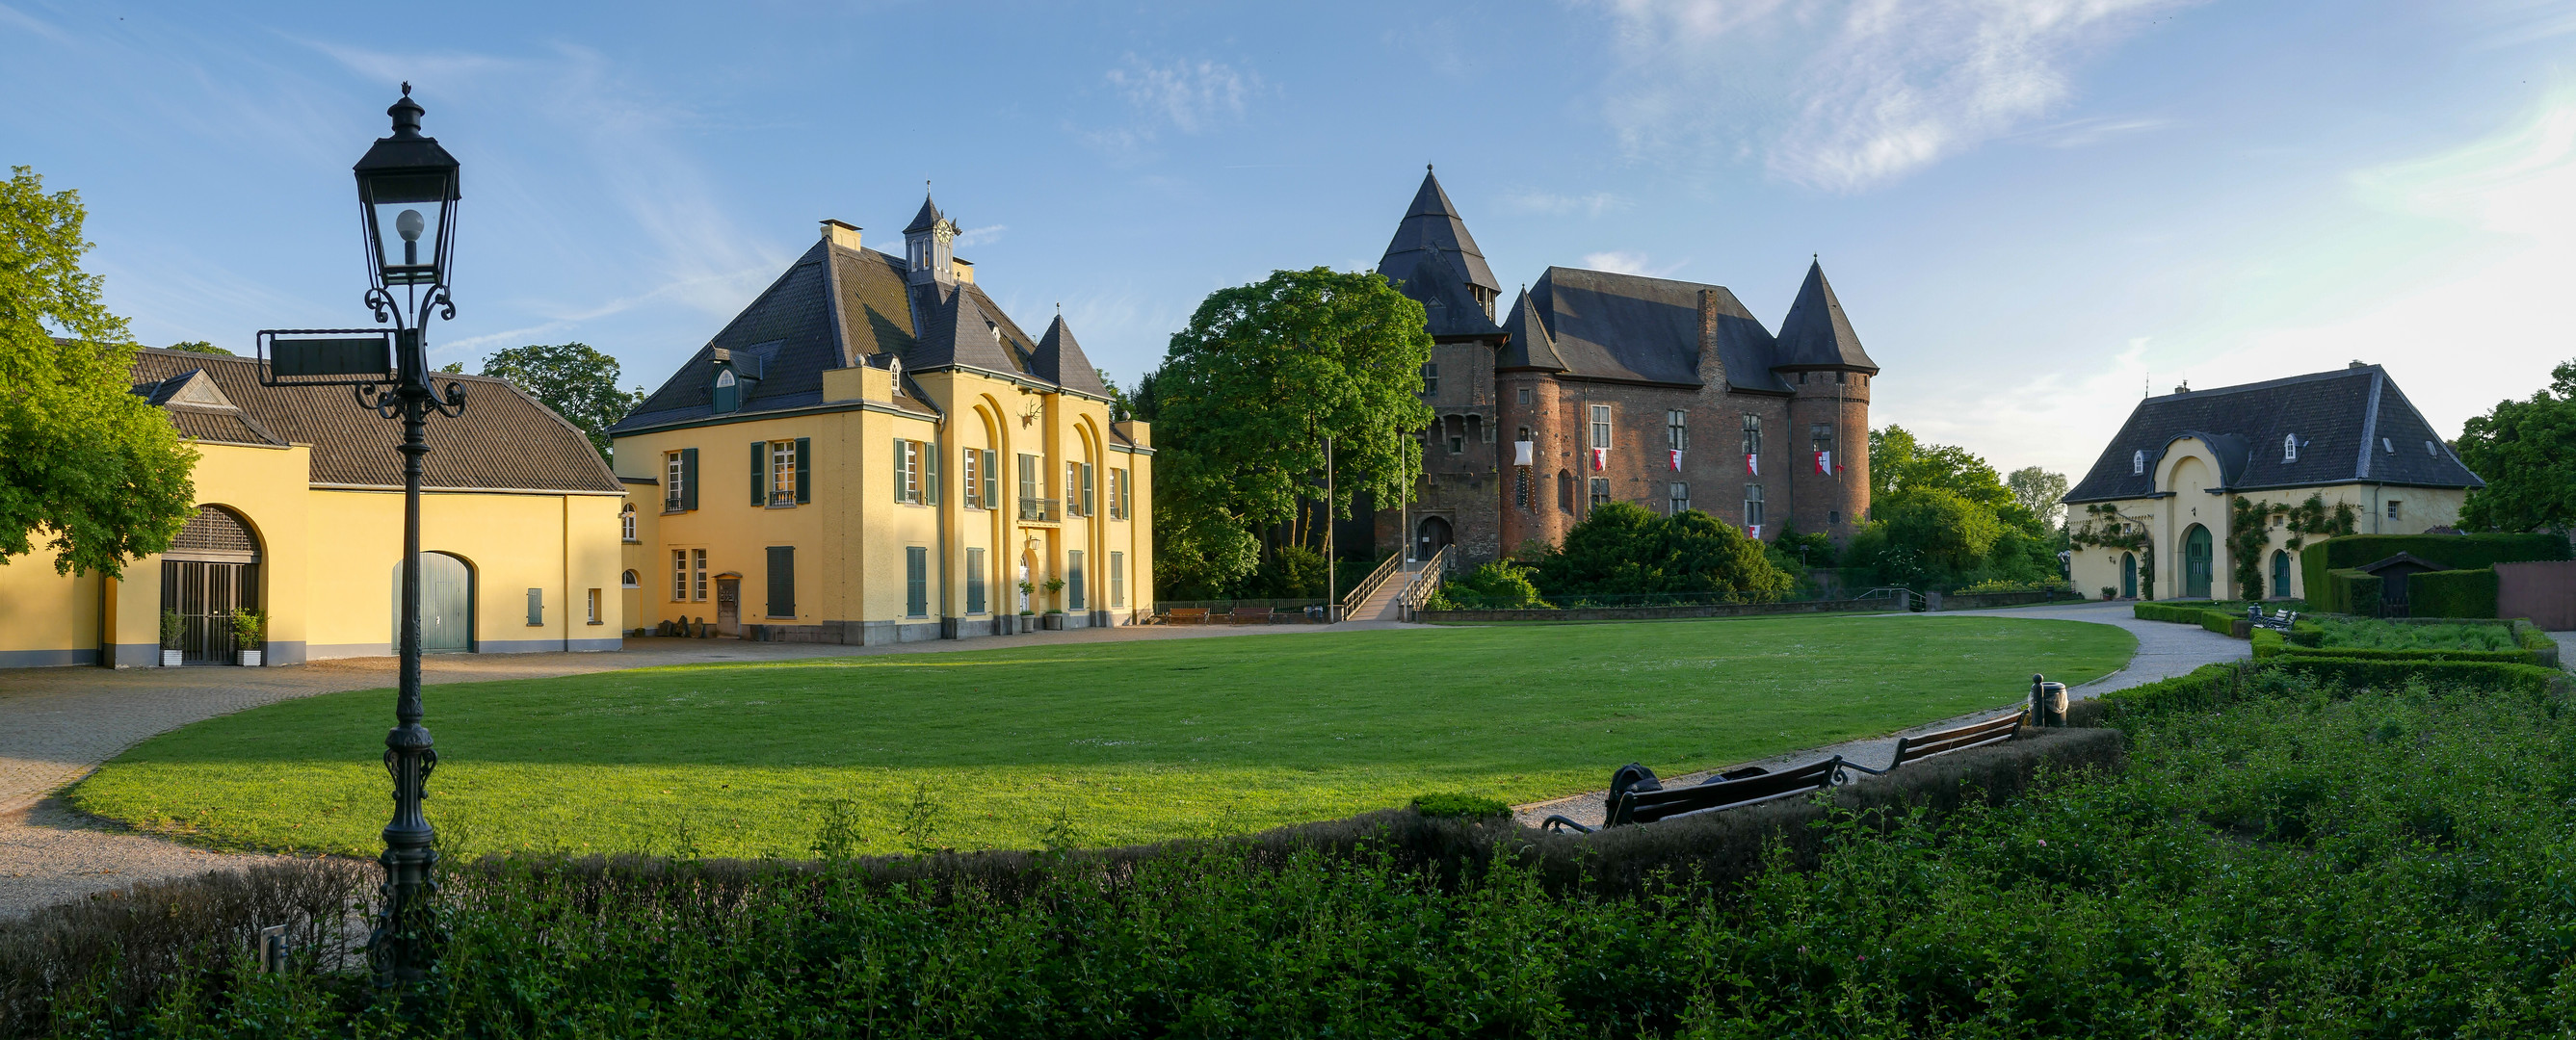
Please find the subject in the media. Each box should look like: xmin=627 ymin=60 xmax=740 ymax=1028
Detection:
xmin=2282 ymin=434 xmax=2298 ymax=462
xmin=712 ymin=367 xmax=739 ymax=413
xmin=2425 ymin=440 xmax=2438 ymax=455
xmin=2132 ymin=450 xmax=2145 ymax=476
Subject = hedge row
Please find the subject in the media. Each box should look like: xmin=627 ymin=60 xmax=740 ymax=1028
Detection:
xmin=2079 ymin=655 xmax=2571 ymax=730
xmin=2409 ymin=567 xmax=2500 ymax=618
xmin=2253 ymin=642 xmax=2543 ymax=665
xmin=2300 ymin=533 xmax=2567 ymax=611
xmin=2319 ymin=567 xmax=2380 ymax=616
xmin=2266 ymin=656 xmax=2567 ymax=699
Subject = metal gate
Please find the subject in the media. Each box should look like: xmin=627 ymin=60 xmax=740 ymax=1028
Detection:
xmin=161 ymin=506 xmax=262 ymax=664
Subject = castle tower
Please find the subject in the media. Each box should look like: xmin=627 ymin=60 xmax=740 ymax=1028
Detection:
xmin=1771 ymin=259 xmax=1876 ymax=543
xmin=903 ymin=191 xmax=957 ymax=286
xmin=1374 ymin=167 xmax=1508 ymax=564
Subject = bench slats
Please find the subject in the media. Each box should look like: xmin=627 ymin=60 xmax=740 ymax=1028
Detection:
xmin=1611 ymin=756 xmax=1842 ymax=825
xmin=1888 ymin=710 xmax=2024 ymax=769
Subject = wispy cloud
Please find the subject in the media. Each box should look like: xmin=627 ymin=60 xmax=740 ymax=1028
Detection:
xmin=1592 ymin=0 xmax=2195 ymax=191
xmin=2035 ymin=115 xmax=2178 ymax=148
xmin=1580 ymin=250 xmax=1686 ymax=276
xmin=1504 ymin=190 xmax=1630 ymax=217
xmin=1107 ymin=55 xmax=1258 ymax=134
xmin=952 ymin=223 xmax=1008 ymax=248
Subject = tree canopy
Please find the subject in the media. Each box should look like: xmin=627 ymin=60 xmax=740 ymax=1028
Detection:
xmin=0 ymin=167 xmax=197 ymax=577
xmin=1150 ymin=268 xmax=1435 ymax=592
xmin=1852 ymin=425 xmax=2061 ymax=589
xmin=1532 ymin=502 xmax=1793 ymax=600
xmin=2457 ymin=359 xmax=2576 ymax=533
xmin=2007 ymin=466 xmax=2069 ymax=530
xmin=476 ymin=342 xmax=644 ymax=461
xmin=165 ymin=340 xmax=230 ymax=355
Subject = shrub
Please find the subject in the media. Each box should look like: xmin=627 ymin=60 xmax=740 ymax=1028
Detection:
xmin=2299 ymin=532 xmax=2567 ymax=610
xmin=157 ymin=610 xmax=183 ymax=650
xmin=2265 ymin=656 xmax=2567 ymax=700
xmin=2320 ymin=566 xmax=2380 ymax=616
xmin=1532 ymin=502 xmax=1793 ymax=601
xmin=2409 ymin=567 xmax=2499 ymax=618
xmin=1407 ymin=793 xmax=1510 ymax=819
xmin=1439 ymin=559 xmax=1548 ymax=609
xmin=2132 ymin=601 xmax=2215 ymax=623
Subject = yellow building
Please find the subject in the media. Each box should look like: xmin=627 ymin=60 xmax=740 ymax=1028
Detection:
xmin=0 ymin=347 xmax=627 ymax=667
xmin=608 ymin=196 xmax=1154 ymax=641
xmin=2063 ymin=364 xmax=2483 ymax=602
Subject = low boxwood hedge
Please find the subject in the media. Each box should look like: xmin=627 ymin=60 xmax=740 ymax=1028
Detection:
xmin=2132 ymin=601 xmax=2216 ymax=623
xmin=2408 ymin=568 xmax=2499 ymax=618
xmin=2266 ymin=656 xmax=2567 ymax=700
xmin=2264 ymin=644 xmax=2542 ymax=665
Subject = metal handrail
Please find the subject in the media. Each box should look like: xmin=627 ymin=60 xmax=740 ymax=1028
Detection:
xmin=1337 ymin=555 xmax=1405 ymax=618
xmin=1397 ymin=546 xmax=1453 ymax=619
xmin=1017 ymin=497 xmax=1061 ymax=522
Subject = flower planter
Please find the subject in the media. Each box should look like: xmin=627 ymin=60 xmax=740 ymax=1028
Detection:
xmin=237 ymin=650 xmax=262 ymax=667
xmin=1042 ymin=613 xmax=1065 ymax=631
xmin=161 ymin=649 xmax=182 ymax=667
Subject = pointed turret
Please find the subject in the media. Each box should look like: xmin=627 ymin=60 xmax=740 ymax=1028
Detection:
xmin=1497 ymin=288 xmax=1565 ymax=372
xmin=1376 ymin=167 xmax=1500 ymax=312
xmin=1033 ymin=314 xmax=1112 ymax=398
xmin=903 ymin=191 xmax=957 ymax=286
xmin=1773 ymin=259 xmax=1878 ymax=373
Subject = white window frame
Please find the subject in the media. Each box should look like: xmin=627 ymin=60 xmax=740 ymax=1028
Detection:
xmin=963 ymin=448 xmax=982 ymax=509
xmin=692 ymin=548 xmax=708 ymax=602
xmin=2283 ymin=434 xmax=2298 ymax=463
xmin=1590 ymin=404 xmax=1613 ymax=450
xmin=670 ymin=550 xmax=686 ymax=602
xmin=664 ymin=452 xmax=686 ymax=510
xmin=621 ymin=505 xmax=637 ymax=542
xmin=769 ymin=440 xmax=797 ymax=507
xmin=2132 ymin=450 xmax=2146 ymax=476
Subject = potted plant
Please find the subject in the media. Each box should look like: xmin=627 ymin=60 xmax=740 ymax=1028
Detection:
xmin=1016 ymin=580 xmax=1038 ymax=633
xmin=2101 ymin=585 xmax=2117 ymax=601
xmin=159 ymin=610 xmax=185 ymax=666
xmin=1042 ymin=579 xmax=1067 ymax=629
xmin=230 ymin=609 xmax=264 ymax=667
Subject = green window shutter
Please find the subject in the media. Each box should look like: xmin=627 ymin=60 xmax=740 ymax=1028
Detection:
xmin=982 ymin=450 xmax=998 ymax=510
xmin=1082 ymin=463 xmax=1095 ymax=517
xmin=766 ymin=546 xmax=795 ymax=617
xmin=795 ymin=438 xmax=811 ymax=504
xmin=679 ymin=448 xmax=698 ymax=511
xmin=927 ymin=440 xmax=941 ymax=506
xmin=751 ymin=442 xmax=765 ymax=507
xmin=906 ymin=546 xmax=928 ymax=617
xmin=894 ymin=438 xmax=907 ymax=504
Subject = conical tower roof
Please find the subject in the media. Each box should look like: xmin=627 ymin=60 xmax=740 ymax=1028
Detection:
xmin=903 ymin=193 xmax=944 ymax=234
xmin=1376 ymin=168 xmax=1499 ymax=296
xmin=1773 ymin=259 xmax=1877 ymax=372
xmin=1497 ymin=288 xmax=1566 ymax=372
xmin=1033 ymin=314 xmax=1112 ymax=399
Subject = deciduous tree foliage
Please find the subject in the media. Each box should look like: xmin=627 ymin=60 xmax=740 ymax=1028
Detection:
xmin=1855 ymin=425 xmax=2060 ymax=588
xmin=1533 ymin=502 xmax=1792 ymax=599
xmin=1152 ymin=268 xmax=1435 ymax=590
xmin=477 ymin=342 xmax=644 ymax=461
xmin=2457 ymin=359 xmax=2576 ymax=533
xmin=0 ymin=167 xmax=197 ymax=577
xmin=2007 ymin=466 xmax=2068 ymax=530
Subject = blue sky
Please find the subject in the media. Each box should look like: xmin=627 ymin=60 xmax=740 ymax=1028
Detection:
xmin=7 ymin=0 xmax=2574 ymax=478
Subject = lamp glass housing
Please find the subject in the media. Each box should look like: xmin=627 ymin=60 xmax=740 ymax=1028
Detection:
xmin=359 ymin=171 xmax=455 ymax=288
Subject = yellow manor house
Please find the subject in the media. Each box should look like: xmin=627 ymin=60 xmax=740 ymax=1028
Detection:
xmin=608 ymin=195 xmax=1154 ymax=641
xmin=0 ymin=347 xmax=626 ymax=668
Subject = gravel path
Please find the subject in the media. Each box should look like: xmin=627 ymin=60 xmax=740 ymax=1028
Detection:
xmin=0 ymin=621 xmax=1394 ymax=918
xmin=1511 ymin=601 xmax=2250 ymax=830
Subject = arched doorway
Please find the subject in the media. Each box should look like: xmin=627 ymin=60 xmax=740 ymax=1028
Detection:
xmin=2182 ymin=525 xmax=2214 ymax=599
xmin=2120 ymin=553 xmax=2137 ymax=599
xmin=2270 ymin=550 xmax=2292 ymax=600
xmin=391 ymin=553 xmax=474 ymax=652
xmin=161 ymin=506 xmax=261 ymax=664
xmin=1416 ymin=516 xmax=1453 ymax=560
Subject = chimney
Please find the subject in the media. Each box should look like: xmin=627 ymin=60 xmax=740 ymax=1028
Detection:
xmin=820 ymin=220 xmax=862 ymax=251
xmin=951 ymin=256 xmax=975 ymax=285
xmin=1695 ymin=289 xmax=1727 ymax=387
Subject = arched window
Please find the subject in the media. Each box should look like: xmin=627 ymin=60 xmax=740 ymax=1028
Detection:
xmin=2283 ymin=434 xmax=2298 ymax=462
xmin=620 ymin=569 xmax=641 ymax=588
xmin=620 ymin=504 xmax=637 ymax=542
xmin=712 ymin=368 xmax=739 ymax=413
xmin=2132 ymin=450 xmax=2146 ymax=475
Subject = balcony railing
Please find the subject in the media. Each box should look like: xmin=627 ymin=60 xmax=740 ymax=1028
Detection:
xmin=1019 ymin=497 xmax=1062 ymax=523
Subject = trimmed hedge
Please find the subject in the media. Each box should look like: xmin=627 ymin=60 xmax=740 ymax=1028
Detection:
xmin=2323 ymin=567 xmax=2380 ymax=616
xmin=2262 ymin=644 xmax=2542 ymax=665
xmin=2266 ymin=656 xmax=2567 ymax=699
xmin=2409 ymin=567 xmax=2499 ymax=618
xmin=2300 ymin=533 xmax=2567 ymax=611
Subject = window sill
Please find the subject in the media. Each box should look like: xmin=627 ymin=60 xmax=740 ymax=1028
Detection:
xmin=765 ymin=503 xmax=799 ymax=509
xmin=622 ymin=539 xmax=642 ymax=545
xmin=765 ymin=615 xmax=795 ymax=620
xmin=661 ymin=509 xmax=690 ymax=516
xmin=586 ymin=621 xmax=603 ymax=626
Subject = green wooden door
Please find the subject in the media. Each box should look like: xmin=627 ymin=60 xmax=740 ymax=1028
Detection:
xmin=2121 ymin=553 xmax=2137 ymax=599
xmin=2183 ymin=526 xmax=2213 ymax=599
xmin=392 ymin=553 xmax=474 ymax=652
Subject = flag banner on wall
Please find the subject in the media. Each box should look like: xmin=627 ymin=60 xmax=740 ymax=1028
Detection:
xmin=1815 ymin=450 xmax=1831 ymax=475
xmin=1745 ymin=453 xmax=1758 ymax=476
xmin=1591 ymin=447 xmax=1607 ymax=471
xmin=1670 ymin=450 xmax=1683 ymax=471
xmin=1514 ymin=440 xmax=1535 ymax=466
xmin=1748 ymin=524 xmax=1763 ymax=538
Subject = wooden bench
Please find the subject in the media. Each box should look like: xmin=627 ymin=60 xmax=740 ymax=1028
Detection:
xmin=1842 ymin=709 xmax=2024 ymax=778
xmin=1164 ymin=608 xmax=1210 ymax=626
xmin=1540 ymin=756 xmax=1844 ymax=834
xmin=1228 ymin=607 xmax=1275 ymax=625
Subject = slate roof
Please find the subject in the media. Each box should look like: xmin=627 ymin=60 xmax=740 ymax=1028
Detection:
xmin=1032 ymin=315 xmax=1113 ymax=398
xmin=613 ymin=221 xmax=1105 ymax=436
xmin=2063 ymin=365 xmax=2484 ymax=505
xmin=1773 ymin=260 xmax=1879 ymax=372
xmin=1498 ymin=289 xmax=1567 ymax=372
xmin=1522 ymin=267 xmax=1795 ymax=393
xmin=1395 ymin=252 xmax=1504 ymax=339
xmin=903 ymin=194 xmax=945 ymax=235
xmin=1376 ymin=169 xmax=1498 ymax=295
xmin=126 ymin=348 xmax=620 ymax=493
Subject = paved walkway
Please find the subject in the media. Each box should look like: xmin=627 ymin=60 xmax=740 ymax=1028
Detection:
xmin=1511 ymin=600 xmax=2252 ymax=830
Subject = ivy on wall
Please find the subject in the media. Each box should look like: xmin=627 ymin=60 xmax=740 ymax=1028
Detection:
xmin=2227 ymin=494 xmax=2357 ymax=599
xmin=2070 ymin=503 xmax=2155 ymax=599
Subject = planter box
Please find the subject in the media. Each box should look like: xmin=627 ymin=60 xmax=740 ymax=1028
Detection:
xmin=1042 ymin=613 xmax=1066 ymax=631
xmin=161 ymin=649 xmax=182 ymax=667
xmin=238 ymin=650 xmax=263 ymax=667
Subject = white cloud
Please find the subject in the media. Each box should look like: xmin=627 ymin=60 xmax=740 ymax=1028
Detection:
xmin=1504 ymin=190 xmax=1630 ymax=217
xmin=2036 ymin=115 xmax=2178 ymax=148
xmin=1580 ymin=250 xmax=1686 ymax=276
xmin=1106 ymin=55 xmax=1258 ymax=134
xmin=952 ymin=223 xmax=1008 ymax=248
xmin=1592 ymin=0 xmax=2194 ymax=191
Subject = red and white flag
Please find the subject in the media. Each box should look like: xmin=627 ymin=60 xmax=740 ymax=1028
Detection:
xmin=1745 ymin=453 xmax=1758 ymax=476
xmin=1815 ymin=450 xmax=1831 ymax=475
xmin=1748 ymin=524 xmax=1763 ymax=539
xmin=1670 ymin=450 xmax=1683 ymax=471
xmin=1590 ymin=447 xmax=1607 ymax=471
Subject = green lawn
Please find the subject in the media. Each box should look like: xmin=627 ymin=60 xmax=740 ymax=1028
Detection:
xmin=73 ymin=615 xmax=2132 ymax=858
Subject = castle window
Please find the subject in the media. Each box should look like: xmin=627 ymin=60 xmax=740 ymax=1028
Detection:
xmin=1516 ymin=385 xmax=1531 ymax=405
xmin=1516 ymin=467 xmax=1532 ymax=510
xmin=2283 ymin=434 xmax=2298 ymax=462
xmin=1422 ymin=362 xmax=1438 ymax=396
xmin=1669 ymin=481 xmax=1690 ymax=514
xmin=1739 ymin=414 xmax=1758 ymax=455
xmin=1558 ymin=470 xmax=1574 ymax=513
xmin=1745 ymin=483 xmax=1765 ymax=530
xmin=1446 ymin=414 xmax=1464 ymax=454
xmin=1590 ymin=477 xmax=1611 ymax=509
xmin=2132 ymin=450 xmax=2146 ymax=476
xmin=1590 ymin=404 xmax=1613 ymax=450
xmin=1829 ymin=510 xmax=1840 ymax=525
xmin=1810 ymin=423 xmax=1832 ymax=454
xmin=1835 ymin=372 xmax=1847 ymax=384
xmin=1668 ymin=410 xmax=1689 ymax=452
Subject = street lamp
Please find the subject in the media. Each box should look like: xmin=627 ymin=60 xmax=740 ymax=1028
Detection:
xmin=257 ymin=83 xmax=466 ymax=985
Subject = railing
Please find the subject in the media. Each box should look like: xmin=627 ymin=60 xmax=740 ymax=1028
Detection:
xmin=1018 ymin=497 xmax=1061 ymax=523
xmin=1397 ymin=546 xmax=1453 ymax=620
xmin=1853 ymin=586 xmax=1915 ymax=611
xmin=1336 ymin=555 xmax=1405 ymax=620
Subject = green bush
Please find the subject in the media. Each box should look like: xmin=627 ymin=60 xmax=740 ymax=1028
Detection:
xmin=2321 ymin=566 xmax=2380 ymax=616
xmin=2249 ymin=627 xmax=2288 ymax=659
xmin=1407 ymin=793 xmax=1510 ymax=819
xmin=1438 ymin=560 xmax=1549 ymax=609
xmin=2270 ymin=645 xmax=2541 ymax=665
xmin=2131 ymin=601 xmax=2215 ymax=623
xmin=2266 ymin=655 xmax=2566 ymax=700
xmin=2301 ymin=616 xmax=2519 ymax=651
xmin=1531 ymin=502 xmax=1794 ymax=602
xmin=2300 ymin=533 xmax=2567 ymax=611
xmin=2409 ymin=567 xmax=2499 ymax=618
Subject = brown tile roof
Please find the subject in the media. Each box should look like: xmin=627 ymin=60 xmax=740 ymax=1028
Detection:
xmin=129 ymin=348 xmax=622 ymax=493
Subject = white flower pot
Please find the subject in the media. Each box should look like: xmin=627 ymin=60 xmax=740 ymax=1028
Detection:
xmin=161 ymin=649 xmax=182 ymax=667
xmin=237 ymin=650 xmax=262 ymax=667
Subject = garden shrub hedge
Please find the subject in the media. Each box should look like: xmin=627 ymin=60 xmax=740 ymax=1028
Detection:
xmin=2131 ymin=601 xmax=2216 ymax=623
xmin=2408 ymin=567 xmax=2500 ymax=618
xmin=2265 ymin=656 xmax=2566 ymax=700
xmin=2322 ymin=566 xmax=2380 ymax=615
xmin=2300 ymin=533 xmax=2567 ymax=611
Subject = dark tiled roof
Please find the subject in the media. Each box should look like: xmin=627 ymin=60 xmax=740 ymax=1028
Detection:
xmin=1376 ymin=169 xmax=1499 ymax=295
xmin=1773 ymin=260 xmax=1878 ymax=372
xmin=903 ymin=194 xmax=944 ymax=234
xmin=1391 ymin=254 xmax=1503 ymax=339
xmin=1498 ymin=289 xmax=1566 ymax=371
xmin=128 ymin=349 xmax=620 ymax=492
xmin=1525 ymin=267 xmax=1791 ymax=392
xmin=2063 ymin=365 xmax=2484 ymax=504
xmin=1032 ymin=315 xmax=1112 ymax=399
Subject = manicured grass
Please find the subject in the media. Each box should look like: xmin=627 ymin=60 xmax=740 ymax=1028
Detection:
xmin=73 ymin=615 xmax=2132 ymax=858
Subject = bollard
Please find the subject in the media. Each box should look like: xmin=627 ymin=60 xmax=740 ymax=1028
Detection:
xmin=2029 ymin=673 xmax=2068 ymax=727
xmin=257 ymin=924 xmax=290 ymax=974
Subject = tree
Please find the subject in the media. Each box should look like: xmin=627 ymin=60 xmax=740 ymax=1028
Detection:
xmin=165 ymin=340 xmax=230 ymax=355
xmin=0 ymin=167 xmax=197 ymax=577
xmin=476 ymin=343 xmax=644 ymax=461
xmin=1532 ymin=502 xmax=1793 ymax=600
xmin=1152 ymin=268 xmax=1435 ymax=590
xmin=2007 ymin=467 xmax=2068 ymax=530
xmin=2457 ymin=359 xmax=2576 ymax=533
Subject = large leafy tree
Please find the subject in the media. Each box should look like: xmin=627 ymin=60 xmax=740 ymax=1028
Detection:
xmin=1152 ymin=268 xmax=1435 ymax=590
xmin=1532 ymin=502 xmax=1793 ymax=599
xmin=1855 ymin=425 xmax=2060 ymax=587
xmin=477 ymin=342 xmax=644 ymax=461
xmin=2457 ymin=359 xmax=2576 ymax=533
xmin=2007 ymin=466 xmax=2069 ymax=530
xmin=0 ymin=167 xmax=197 ymax=577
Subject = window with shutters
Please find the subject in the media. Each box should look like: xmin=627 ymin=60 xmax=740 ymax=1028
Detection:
xmin=1065 ymin=461 xmax=1080 ymax=515
xmin=765 ymin=546 xmax=795 ymax=617
xmin=1081 ymin=463 xmax=1095 ymax=516
xmin=1590 ymin=404 xmax=1612 ymax=449
xmin=895 ymin=440 xmax=924 ymax=505
xmin=982 ymin=450 xmax=999 ymax=510
xmin=1110 ymin=551 xmax=1125 ymax=608
xmin=663 ymin=452 xmax=687 ymax=511
xmin=1019 ymin=454 xmax=1039 ymax=503
xmin=963 ymin=448 xmax=982 ymax=508
xmin=905 ymin=547 xmax=928 ymax=617
xmin=1670 ymin=481 xmax=1690 ymax=513
xmin=1067 ymin=550 xmax=1086 ymax=611
xmin=767 ymin=440 xmax=796 ymax=506
xmin=1590 ymin=477 xmax=1610 ymax=508
xmin=1745 ymin=484 xmax=1765 ymax=530
xmin=966 ymin=548 xmax=987 ymax=614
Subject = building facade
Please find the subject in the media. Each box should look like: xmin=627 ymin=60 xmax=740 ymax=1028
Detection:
xmin=608 ymin=197 xmax=1153 ymax=642
xmin=2062 ymin=364 xmax=2484 ymax=601
xmin=1370 ymin=170 xmax=1877 ymax=565
xmin=0 ymin=347 xmax=625 ymax=668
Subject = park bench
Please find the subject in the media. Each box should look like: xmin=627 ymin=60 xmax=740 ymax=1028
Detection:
xmin=1840 ymin=709 xmax=2025 ymax=778
xmin=1165 ymin=608 xmax=1210 ymax=626
xmin=1539 ymin=756 xmax=1844 ymax=834
xmin=2247 ymin=606 xmax=2299 ymax=631
xmin=1228 ymin=607 xmax=1275 ymax=625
